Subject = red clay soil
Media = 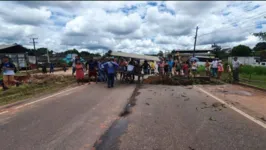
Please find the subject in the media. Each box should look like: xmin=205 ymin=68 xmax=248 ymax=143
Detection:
xmin=201 ymin=84 xmax=266 ymax=121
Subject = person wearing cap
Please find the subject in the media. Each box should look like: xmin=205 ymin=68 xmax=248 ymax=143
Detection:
xmin=0 ymin=56 xmax=16 ymax=88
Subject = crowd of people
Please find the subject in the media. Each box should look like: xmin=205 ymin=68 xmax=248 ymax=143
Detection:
xmin=69 ymin=55 xmax=237 ymax=88
xmin=70 ymin=56 xmax=160 ymax=87
xmin=0 ymin=55 xmax=243 ymax=91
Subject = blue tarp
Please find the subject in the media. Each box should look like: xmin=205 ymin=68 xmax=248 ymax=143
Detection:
xmin=62 ymin=54 xmax=85 ymax=63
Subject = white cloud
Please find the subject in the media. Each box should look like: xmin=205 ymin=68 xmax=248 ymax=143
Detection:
xmin=0 ymin=1 xmax=265 ymax=54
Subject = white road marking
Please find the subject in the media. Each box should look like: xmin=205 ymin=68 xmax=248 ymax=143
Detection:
xmin=0 ymin=111 xmax=8 ymax=115
xmin=196 ymin=86 xmax=266 ymax=129
xmin=14 ymin=86 xmax=84 ymax=110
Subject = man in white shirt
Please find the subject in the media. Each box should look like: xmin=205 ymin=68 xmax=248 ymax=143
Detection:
xmin=232 ymin=57 xmax=242 ymax=82
xmin=211 ymin=58 xmax=218 ymax=77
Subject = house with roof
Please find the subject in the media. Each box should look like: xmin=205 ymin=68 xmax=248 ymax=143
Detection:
xmin=0 ymin=44 xmax=31 ymax=69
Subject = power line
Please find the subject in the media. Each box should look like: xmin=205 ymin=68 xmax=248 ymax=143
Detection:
xmin=198 ymin=12 xmax=266 ymax=38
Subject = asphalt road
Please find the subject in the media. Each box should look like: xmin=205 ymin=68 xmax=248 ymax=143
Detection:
xmin=95 ymin=84 xmax=266 ymax=150
xmin=0 ymin=83 xmax=136 ymax=150
xmin=1 ymin=83 xmax=266 ymax=150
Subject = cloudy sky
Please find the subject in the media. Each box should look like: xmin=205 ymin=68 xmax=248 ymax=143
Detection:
xmin=0 ymin=1 xmax=266 ymax=54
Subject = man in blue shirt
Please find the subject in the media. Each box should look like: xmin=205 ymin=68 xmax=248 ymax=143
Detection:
xmin=167 ymin=58 xmax=174 ymax=76
xmin=103 ymin=58 xmax=119 ymax=88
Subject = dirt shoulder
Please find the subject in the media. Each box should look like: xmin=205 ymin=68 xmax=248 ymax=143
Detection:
xmin=0 ymin=75 xmax=76 ymax=107
xmin=200 ymin=84 xmax=266 ymax=121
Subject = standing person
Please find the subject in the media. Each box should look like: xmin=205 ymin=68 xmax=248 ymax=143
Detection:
xmin=98 ymin=58 xmax=105 ymax=82
xmin=164 ymin=59 xmax=169 ymax=76
xmin=141 ymin=60 xmax=150 ymax=75
xmin=128 ymin=59 xmax=136 ymax=81
xmin=72 ymin=56 xmax=80 ymax=76
xmin=211 ymin=58 xmax=218 ymax=77
xmin=232 ymin=57 xmax=242 ymax=82
xmin=119 ymin=58 xmax=128 ymax=80
xmin=167 ymin=58 xmax=174 ymax=76
xmin=205 ymin=60 xmax=210 ymax=76
xmin=63 ymin=63 xmax=67 ymax=72
xmin=86 ymin=58 xmax=98 ymax=84
xmin=42 ymin=63 xmax=47 ymax=74
xmin=0 ymin=56 xmax=16 ymax=88
xmin=217 ymin=60 xmax=224 ymax=79
xmin=103 ymin=58 xmax=119 ymax=88
xmin=150 ymin=61 xmax=156 ymax=74
xmin=182 ymin=61 xmax=189 ymax=77
xmin=174 ymin=60 xmax=181 ymax=76
xmin=191 ymin=60 xmax=198 ymax=77
xmin=158 ymin=60 xmax=165 ymax=76
xmin=49 ymin=63 xmax=54 ymax=73
xmin=75 ymin=60 xmax=85 ymax=85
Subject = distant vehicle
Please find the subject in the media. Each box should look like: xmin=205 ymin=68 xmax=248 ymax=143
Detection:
xmin=252 ymin=62 xmax=266 ymax=67
xmin=259 ymin=62 xmax=266 ymax=67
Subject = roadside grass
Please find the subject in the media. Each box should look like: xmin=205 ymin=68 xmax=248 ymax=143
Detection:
xmin=0 ymin=75 xmax=76 ymax=106
xmin=197 ymin=65 xmax=266 ymax=90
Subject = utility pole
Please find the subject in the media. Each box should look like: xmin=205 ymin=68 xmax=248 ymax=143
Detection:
xmin=46 ymin=48 xmax=50 ymax=63
xmin=193 ymin=26 xmax=199 ymax=57
xmin=30 ymin=38 xmax=38 ymax=66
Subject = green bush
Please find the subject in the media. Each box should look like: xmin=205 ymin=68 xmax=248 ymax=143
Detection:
xmin=240 ymin=65 xmax=266 ymax=75
xmin=198 ymin=65 xmax=205 ymax=72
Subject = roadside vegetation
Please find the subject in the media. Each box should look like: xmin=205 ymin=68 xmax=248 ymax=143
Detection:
xmin=0 ymin=75 xmax=76 ymax=106
xmin=198 ymin=63 xmax=266 ymax=90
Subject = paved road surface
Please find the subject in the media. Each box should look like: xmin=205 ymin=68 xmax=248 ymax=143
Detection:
xmin=0 ymin=83 xmax=135 ymax=150
xmin=1 ymin=83 xmax=266 ymax=150
xmin=95 ymin=85 xmax=266 ymax=150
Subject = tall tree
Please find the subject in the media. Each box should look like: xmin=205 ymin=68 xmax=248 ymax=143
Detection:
xmin=253 ymin=42 xmax=266 ymax=51
xmin=260 ymin=51 xmax=266 ymax=60
xmin=231 ymin=45 xmax=252 ymax=56
xmin=157 ymin=51 xmax=163 ymax=57
xmin=171 ymin=49 xmax=176 ymax=54
xmin=80 ymin=51 xmax=90 ymax=57
xmin=64 ymin=49 xmax=79 ymax=55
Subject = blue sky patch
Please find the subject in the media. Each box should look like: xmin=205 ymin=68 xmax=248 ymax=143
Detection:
xmin=120 ymin=5 xmax=138 ymax=14
xmin=255 ymin=20 xmax=266 ymax=29
xmin=158 ymin=3 xmax=175 ymax=15
xmin=147 ymin=2 xmax=157 ymax=6
xmin=222 ymin=12 xmax=231 ymax=16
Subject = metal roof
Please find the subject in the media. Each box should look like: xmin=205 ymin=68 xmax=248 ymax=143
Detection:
xmin=111 ymin=51 xmax=160 ymax=61
xmin=0 ymin=44 xmax=17 ymax=50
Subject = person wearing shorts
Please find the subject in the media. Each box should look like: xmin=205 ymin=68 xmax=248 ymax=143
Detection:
xmin=0 ymin=56 xmax=16 ymax=88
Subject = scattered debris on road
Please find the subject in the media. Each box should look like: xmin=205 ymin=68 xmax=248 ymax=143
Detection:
xmin=189 ymin=146 xmax=196 ymax=150
xmin=209 ymin=117 xmax=216 ymax=121
xmin=202 ymin=102 xmax=207 ymax=105
xmin=145 ymin=102 xmax=150 ymax=106
xmin=260 ymin=117 xmax=266 ymax=122
xmin=184 ymin=98 xmax=190 ymax=101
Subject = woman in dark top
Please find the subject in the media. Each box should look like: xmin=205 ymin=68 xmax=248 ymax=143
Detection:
xmin=141 ymin=60 xmax=150 ymax=75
